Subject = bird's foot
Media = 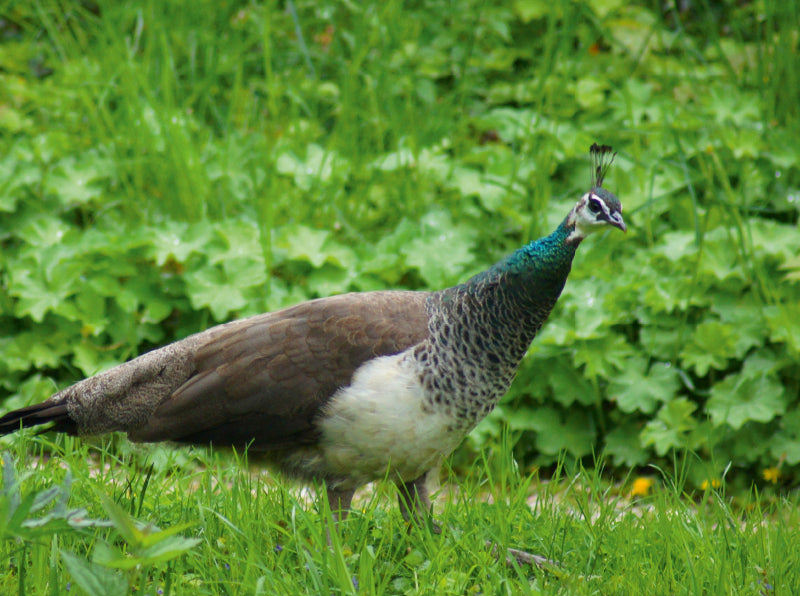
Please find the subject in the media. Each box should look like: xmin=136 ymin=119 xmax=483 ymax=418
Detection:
xmin=429 ymin=518 xmax=442 ymax=535
xmin=403 ymin=515 xmax=441 ymax=535
xmin=487 ymin=542 xmax=560 ymax=570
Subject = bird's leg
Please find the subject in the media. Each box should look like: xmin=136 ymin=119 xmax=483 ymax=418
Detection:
xmin=397 ymin=472 xmax=441 ymax=534
xmin=324 ymin=487 xmax=354 ymax=545
xmin=326 ymin=487 xmax=354 ymax=522
xmin=488 ymin=542 xmax=559 ymax=570
xmin=397 ymin=474 xmax=555 ymax=569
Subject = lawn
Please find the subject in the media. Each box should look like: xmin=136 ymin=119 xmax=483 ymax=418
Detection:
xmin=1 ymin=0 xmax=799 ymax=594
xmin=3 ymin=434 xmax=800 ymax=595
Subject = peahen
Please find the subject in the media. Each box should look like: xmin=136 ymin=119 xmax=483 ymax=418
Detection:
xmin=0 ymin=144 xmax=625 ymax=558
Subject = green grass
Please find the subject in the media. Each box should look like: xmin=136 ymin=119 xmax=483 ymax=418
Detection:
xmin=2 ymin=0 xmax=800 ymax=592
xmin=2 ymin=433 xmax=799 ymax=595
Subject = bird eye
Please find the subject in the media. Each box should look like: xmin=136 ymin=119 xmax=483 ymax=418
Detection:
xmin=588 ymin=198 xmax=603 ymax=214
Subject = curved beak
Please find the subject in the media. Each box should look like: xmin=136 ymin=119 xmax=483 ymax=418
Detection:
xmin=609 ymin=212 xmax=627 ymax=233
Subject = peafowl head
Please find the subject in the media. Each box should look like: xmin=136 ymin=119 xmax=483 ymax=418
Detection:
xmin=566 ymin=144 xmax=626 ymax=244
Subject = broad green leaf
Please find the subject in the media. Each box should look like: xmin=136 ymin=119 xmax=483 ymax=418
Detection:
xmin=737 ymin=350 xmax=782 ymax=380
xmin=99 ymin=531 xmax=199 ymax=569
xmin=507 ymin=406 xmax=596 ymax=457
xmin=681 ymin=320 xmax=738 ymax=376
xmin=447 ymin=165 xmax=506 ymax=211
xmin=474 ymin=107 xmax=537 ymax=143
xmin=2 ymin=330 xmax=70 ymax=371
xmin=371 ymin=147 xmax=416 ymax=172
xmin=699 ymin=234 xmax=745 ymax=280
xmin=184 ymin=266 xmax=247 ymax=320
xmin=771 ymin=410 xmax=800 ymax=465
xmin=272 ymin=226 xmax=356 ymax=271
xmin=8 ymin=256 xmax=84 ymax=322
xmin=0 ymin=104 xmax=32 ymax=133
xmin=606 ymin=6 xmax=659 ymax=55
xmin=0 ymin=139 xmax=41 ymax=212
xmin=16 ymin=214 xmax=74 ymax=248
xmin=274 ymin=224 xmax=330 ymax=268
xmin=707 ymin=368 xmax=787 ymax=430
xmin=44 ymin=152 xmax=114 ymax=206
xmin=90 ymin=497 xmax=200 ymax=566
xmin=604 ymin=423 xmax=648 ymax=467
xmin=222 ymin=257 xmax=268 ymax=290
xmin=512 ymin=0 xmax=550 ymax=22
xmin=61 ymin=551 xmax=128 ymax=596
xmin=0 ymin=373 xmax=57 ymax=409
xmin=639 ymin=323 xmax=680 ymax=360
xmin=572 ymin=334 xmax=634 ymax=379
xmin=722 ymin=422 xmax=771 ymax=465
xmin=358 ymin=219 xmax=416 ymax=280
xmin=148 ymin=220 xmax=217 ymax=266
xmin=416 ymin=146 xmax=459 ymax=180
xmin=641 ymin=398 xmax=698 ymax=456
xmin=704 ymin=85 xmax=760 ymax=127
xmin=639 ymin=277 xmax=697 ymax=314
xmin=573 ymin=297 xmax=611 ymax=340
xmin=74 ymin=287 xmax=109 ymax=334
xmin=135 ymin=534 xmax=201 ymax=565
xmin=401 ymin=211 xmax=476 ymax=288
xmin=764 ymin=303 xmax=800 ymax=354
xmin=781 ymin=254 xmax=800 ymax=282
xmin=72 ymin=343 xmax=124 ymax=377
xmin=209 ymin=219 xmax=266 ymax=265
xmin=545 ymin=358 xmax=597 ymax=407
xmin=307 ymin=264 xmax=356 ymax=296
xmin=711 ymin=293 xmax=768 ymax=357
xmin=608 ymin=358 xmax=680 ymax=414
xmin=655 ymin=231 xmax=696 ymax=262
xmin=610 ymin=78 xmax=658 ymax=126
xmin=275 ymin=144 xmax=350 ymax=190
xmin=97 ymin=492 xmax=140 ymax=546
xmin=1 ymin=453 xmax=22 ymax=524
xmin=575 ymin=76 xmax=608 ymax=110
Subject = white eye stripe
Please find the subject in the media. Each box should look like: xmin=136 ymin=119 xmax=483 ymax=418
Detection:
xmin=588 ymin=195 xmax=609 ymax=216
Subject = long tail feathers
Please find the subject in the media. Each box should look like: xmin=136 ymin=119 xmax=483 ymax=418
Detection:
xmin=0 ymin=400 xmax=77 ymax=436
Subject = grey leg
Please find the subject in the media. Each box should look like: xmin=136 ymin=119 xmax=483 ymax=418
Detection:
xmin=326 ymin=487 xmax=354 ymax=522
xmin=397 ymin=474 xmax=556 ymax=568
xmin=324 ymin=487 xmax=354 ymax=545
xmin=397 ymin=471 xmax=441 ymax=534
xmin=319 ymin=483 xmax=556 ymax=567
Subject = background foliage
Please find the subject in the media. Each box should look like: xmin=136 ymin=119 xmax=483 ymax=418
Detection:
xmin=1 ymin=0 xmax=799 ymax=492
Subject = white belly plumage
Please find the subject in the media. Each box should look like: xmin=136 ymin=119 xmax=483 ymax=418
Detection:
xmin=318 ymin=352 xmax=464 ymax=487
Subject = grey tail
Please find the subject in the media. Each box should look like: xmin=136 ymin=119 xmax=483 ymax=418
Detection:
xmin=0 ymin=400 xmax=77 ymax=436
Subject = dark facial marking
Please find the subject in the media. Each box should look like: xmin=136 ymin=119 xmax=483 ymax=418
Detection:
xmin=588 ymin=197 xmax=604 ymax=214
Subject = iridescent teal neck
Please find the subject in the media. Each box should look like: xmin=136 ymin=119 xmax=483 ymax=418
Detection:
xmin=474 ymin=217 xmax=577 ymax=290
xmin=501 ymin=218 xmax=576 ymax=278
xmin=431 ymin=216 xmax=579 ymax=380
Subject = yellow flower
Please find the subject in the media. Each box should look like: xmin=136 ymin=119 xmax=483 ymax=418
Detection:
xmin=630 ymin=477 xmax=653 ymax=497
xmin=700 ymin=478 xmax=722 ymax=490
xmin=763 ymin=467 xmax=781 ymax=484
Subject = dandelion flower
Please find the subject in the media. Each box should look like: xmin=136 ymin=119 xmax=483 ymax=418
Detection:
xmin=630 ymin=477 xmax=653 ymax=497
xmin=763 ymin=467 xmax=781 ymax=484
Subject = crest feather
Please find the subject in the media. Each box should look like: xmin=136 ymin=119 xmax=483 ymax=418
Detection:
xmin=590 ymin=143 xmax=617 ymax=189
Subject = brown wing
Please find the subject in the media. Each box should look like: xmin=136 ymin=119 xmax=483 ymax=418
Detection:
xmin=129 ymin=290 xmax=429 ymax=449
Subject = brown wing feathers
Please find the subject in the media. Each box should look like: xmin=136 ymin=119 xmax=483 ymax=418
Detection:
xmin=0 ymin=291 xmax=430 ymax=450
xmin=143 ymin=291 xmax=430 ymax=448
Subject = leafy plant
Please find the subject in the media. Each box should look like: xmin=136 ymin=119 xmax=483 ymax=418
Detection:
xmin=1 ymin=0 xmax=799 ymax=494
xmin=1 ymin=451 xmax=199 ymax=595
xmin=0 ymin=453 xmax=111 ymax=541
